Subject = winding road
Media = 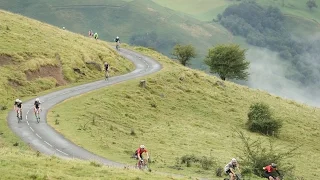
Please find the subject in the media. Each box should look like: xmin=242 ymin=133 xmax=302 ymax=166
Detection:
xmin=7 ymin=48 xmax=161 ymax=167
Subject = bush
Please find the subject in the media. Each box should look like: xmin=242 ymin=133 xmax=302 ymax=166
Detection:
xmin=246 ymin=102 xmax=282 ymax=136
xmin=237 ymin=131 xmax=298 ymax=178
xmin=180 ymin=154 xmax=216 ymax=170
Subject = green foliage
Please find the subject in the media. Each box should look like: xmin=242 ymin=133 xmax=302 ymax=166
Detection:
xmin=219 ymin=1 xmax=320 ymax=90
xmin=172 ymin=44 xmax=196 ymax=66
xmin=237 ymin=131 xmax=298 ymax=178
xmin=247 ymin=102 xmax=282 ymax=136
xmin=204 ymin=44 xmax=249 ymax=81
xmin=306 ymin=0 xmax=318 ymax=10
xmin=46 ymin=46 xmax=320 ymax=179
xmin=180 ymin=154 xmax=216 ymax=170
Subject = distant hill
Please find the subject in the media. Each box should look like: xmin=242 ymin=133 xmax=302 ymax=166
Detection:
xmin=0 ymin=0 xmax=231 ymax=68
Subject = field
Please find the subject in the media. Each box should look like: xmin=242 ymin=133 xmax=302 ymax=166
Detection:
xmin=0 ymin=0 xmax=231 ymax=68
xmin=152 ymin=0 xmax=320 ymax=22
xmin=0 ymin=147 xmax=185 ymax=180
xmin=0 ymin=10 xmax=179 ymax=180
xmin=48 ymin=46 xmax=320 ymax=179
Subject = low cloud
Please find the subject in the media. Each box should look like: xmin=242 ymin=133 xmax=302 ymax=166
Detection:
xmin=244 ymin=47 xmax=320 ymax=107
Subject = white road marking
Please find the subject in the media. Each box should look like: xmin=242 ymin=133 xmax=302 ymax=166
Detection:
xmin=27 ymin=121 xmax=29 ymax=125
xmin=56 ymin=149 xmax=69 ymax=156
xmin=36 ymin=133 xmax=42 ymax=139
xmin=44 ymin=141 xmax=52 ymax=147
xmin=26 ymin=115 xmax=28 ymax=120
xmin=30 ymin=127 xmax=34 ymax=132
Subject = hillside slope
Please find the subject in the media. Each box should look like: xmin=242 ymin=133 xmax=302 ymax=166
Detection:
xmin=0 ymin=9 xmax=133 ymax=110
xmin=0 ymin=0 xmax=230 ymax=68
xmin=152 ymin=0 xmax=320 ymax=22
xmin=0 ymin=10 xmax=187 ymax=180
xmin=48 ymin=46 xmax=320 ymax=179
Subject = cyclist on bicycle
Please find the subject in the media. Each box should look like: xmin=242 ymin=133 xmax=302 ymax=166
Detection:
xmin=14 ymin=99 xmax=22 ymax=117
xmin=134 ymin=145 xmax=149 ymax=166
xmin=263 ymin=163 xmax=281 ymax=180
xmin=115 ymin=36 xmax=120 ymax=49
xmin=34 ymin=98 xmax=41 ymax=116
xmin=94 ymin=32 xmax=98 ymax=40
xmin=104 ymin=62 xmax=109 ymax=80
xmin=224 ymin=158 xmax=241 ymax=180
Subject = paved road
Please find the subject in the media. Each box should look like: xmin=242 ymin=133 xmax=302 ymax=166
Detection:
xmin=7 ymin=48 xmax=161 ymax=167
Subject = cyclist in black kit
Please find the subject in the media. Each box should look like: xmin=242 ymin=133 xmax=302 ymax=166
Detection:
xmin=34 ymin=98 xmax=41 ymax=116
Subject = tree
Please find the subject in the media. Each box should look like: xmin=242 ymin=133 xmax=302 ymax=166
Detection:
xmin=204 ymin=44 xmax=250 ymax=81
xmin=307 ymin=0 xmax=318 ymax=10
xmin=172 ymin=44 xmax=196 ymax=66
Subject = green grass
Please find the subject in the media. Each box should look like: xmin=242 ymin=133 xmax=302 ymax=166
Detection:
xmin=152 ymin=0 xmax=232 ymax=21
xmin=0 ymin=9 xmax=134 ymax=146
xmin=48 ymin=46 xmax=320 ymax=179
xmin=0 ymin=0 xmax=231 ymax=68
xmin=0 ymin=10 xmax=184 ymax=180
xmin=0 ymin=10 xmax=134 ymax=105
xmin=0 ymin=147 xmax=185 ymax=180
xmin=152 ymin=0 xmax=320 ymax=22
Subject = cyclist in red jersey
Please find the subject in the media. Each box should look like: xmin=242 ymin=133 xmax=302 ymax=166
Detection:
xmin=263 ymin=163 xmax=281 ymax=180
xmin=134 ymin=145 xmax=149 ymax=166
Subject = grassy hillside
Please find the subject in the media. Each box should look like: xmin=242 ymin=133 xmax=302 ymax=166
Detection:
xmin=0 ymin=147 xmax=185 ymax=180
xmin=152 ymin=0 xmax=320 ymax=22
xmin=0 ymin=10 xmax=181 ymax=180
xmin=0 ymin=9 xmax=134 ymax=144
xmin=48 ymin=46 xmax=320 ymax=179
xmin=0 ymin=0 xmax=231 ymax=69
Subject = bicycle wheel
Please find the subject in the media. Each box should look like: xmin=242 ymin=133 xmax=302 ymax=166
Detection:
xmin=17 ymin=115 xmax=21 ymax=123
xmin=36 ymin=112 xmax=40 ymax=123
xmin=17 ymin=111 xmax=22 ymax=123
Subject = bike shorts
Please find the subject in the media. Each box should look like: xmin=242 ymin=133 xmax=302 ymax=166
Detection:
xmin=264 ymin=172 xmax=276 ymax=179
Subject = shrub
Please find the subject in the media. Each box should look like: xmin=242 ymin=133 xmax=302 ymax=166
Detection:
xmin=180 ymin=154 xmax=216 ymax=170
xmin=246 ymin=102 xmax=282 ymax=136
xmin=237 ymin=131 xmax=298 ymax=178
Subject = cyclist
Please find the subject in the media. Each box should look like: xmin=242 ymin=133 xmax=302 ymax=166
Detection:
xmin=94 ymin=32 xmax=98 ymax=40
xmin=263 ymin=163 xmax=281 ymax=180
xmin=104 ymin=62 xmax=109 ymax=80
xmin=34 ymin=98 xmax=41 ymax=116
xmin=134 ymin=145 xmax=149 ymax=167
xmin=14 ymin=99 xmax=22 ymax=117
xmin=224 ymin=158 xmax=241 ymax=180
xmin=115 ymin=36 xmax=120 ymax=49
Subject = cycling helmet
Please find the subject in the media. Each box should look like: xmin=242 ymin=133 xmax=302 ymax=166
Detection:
xmin=15 ymin=99 xmax=19 ymax=102
xmin=36 ymin=98 xmax=40 ymax=102
xmin=140 ymin=145 xmax=145 ymax=149
xmin=271 ymin=163 xmax=277 ymax=168
xmin=231 ymin=158 xmax=237 ymax=163
xmin=116 ymin=36 xmax=119 ymax=39
xmin=18 ymin=99 xmax=22 ymax=103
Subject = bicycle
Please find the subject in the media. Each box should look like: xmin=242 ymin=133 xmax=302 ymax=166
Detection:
xmin=116 ymin=42 xmax=120 ymax=51
xmin=105 ymin=70 xmax=109 ymax=81
xmin=35 ymin=108 xmax=41 ymax=123
xmin=16 ymin=108 xmax=22 ymax=123
xmin=137 ymin=159 xmax=148 ymax=170
xmin=224 ymin=173 xmax=242 ymax=180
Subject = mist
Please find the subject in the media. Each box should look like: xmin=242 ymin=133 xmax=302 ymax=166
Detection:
xmin=244 ymin=45 xmax=320 ymax=107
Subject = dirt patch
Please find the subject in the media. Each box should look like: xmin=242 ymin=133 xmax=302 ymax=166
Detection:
xmin=0 ymin=54 xmax=13 ymax=66
xmin=25 ymin=65 xmax=67 ymax=86
xmin=86 ymin=61 xmax=102 ymax=71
